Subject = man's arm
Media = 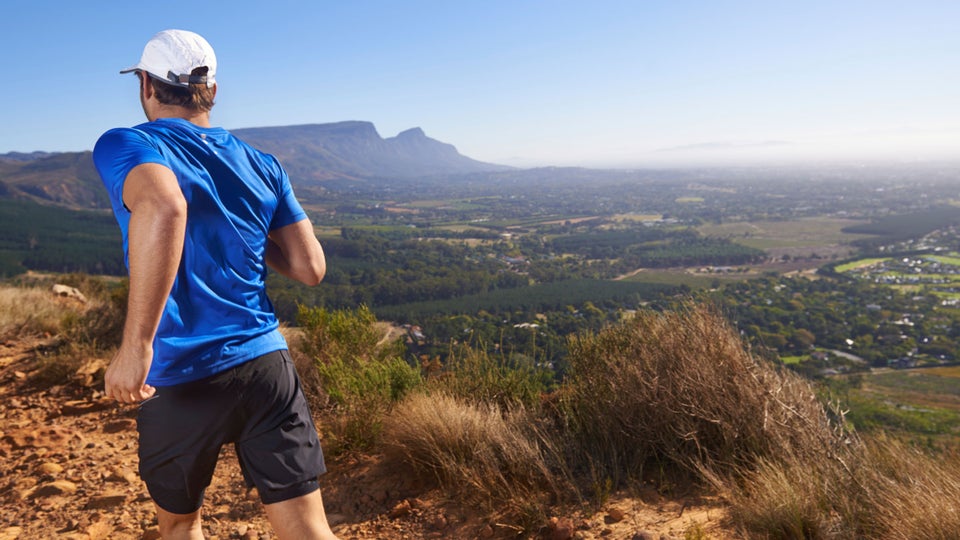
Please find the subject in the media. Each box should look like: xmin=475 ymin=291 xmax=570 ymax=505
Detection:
xmin=266 ymin=219 xmax=326 ymax=286
xmin=104 ymin=163 xmax=186 ymax=403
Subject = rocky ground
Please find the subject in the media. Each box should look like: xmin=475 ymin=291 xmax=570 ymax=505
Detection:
xmin=0 ymin=338 xmax=735 ymax=539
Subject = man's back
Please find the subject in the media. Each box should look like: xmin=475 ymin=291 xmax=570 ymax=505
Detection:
xmin=94 ymin=117 xmax=304 ymax=385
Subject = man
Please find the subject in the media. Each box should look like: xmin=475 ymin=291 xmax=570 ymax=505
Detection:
xmin=93 ymin=29 xmax=338 ymax=540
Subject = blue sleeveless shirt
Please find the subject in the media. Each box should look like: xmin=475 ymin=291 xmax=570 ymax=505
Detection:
xmin=94 ymin=118 xmax=307 ymax=385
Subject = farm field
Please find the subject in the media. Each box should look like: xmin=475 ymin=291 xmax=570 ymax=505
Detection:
xmin=617 ymin=268 xmax=735 ymax=288
xmin=840 ymin=367 xmax=960 ymax=438
xmin=699 ymin=217 xmax=875 ymax=259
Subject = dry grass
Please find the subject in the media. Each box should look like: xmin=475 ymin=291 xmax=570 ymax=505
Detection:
xmin=1 ymin=280 xmax=125 ymax=387
xmin=302 ymin=301 xmax=960 ymax=538
xmin=723 ymin=453 xmax=854 ymax=539
xmin=723 ymin=436 xmax=960 ymax=539
xmin=381 ymin=392 xmax=566 ymax=526
xmin=857 ymin=437 xmax=960 ymax=539
xmin=560 ymin=302 xmax=849 ymax=490
xmin=0 ymin=286 xmax=69 ymax=339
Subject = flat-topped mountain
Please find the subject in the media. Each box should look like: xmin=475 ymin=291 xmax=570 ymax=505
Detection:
xmin=0 ymin=122 xmax=510 ymax=208
xmin=233 ymin=122 xmax=508 ymax=182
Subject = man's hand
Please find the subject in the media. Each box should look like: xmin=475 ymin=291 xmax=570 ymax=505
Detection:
xmin=105 ymin=343 xmax=156 ymax=403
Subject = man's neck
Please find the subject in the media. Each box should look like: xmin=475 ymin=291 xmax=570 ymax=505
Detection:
xmin=150 ymin=106 xmax=211 ymax=128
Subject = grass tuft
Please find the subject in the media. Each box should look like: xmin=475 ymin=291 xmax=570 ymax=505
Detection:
xmin=560 ymin=302 xmax=850 ymax=491
xmin=382 ymin=391 xmax=566 ymax=528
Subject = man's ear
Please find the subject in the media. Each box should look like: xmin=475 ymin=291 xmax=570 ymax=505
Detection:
xmin=140 ymin=73 xmax=154 ymax=100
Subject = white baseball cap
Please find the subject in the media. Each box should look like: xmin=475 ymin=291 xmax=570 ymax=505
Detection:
xmin=121 ymin=29 xmax=217 ymax=88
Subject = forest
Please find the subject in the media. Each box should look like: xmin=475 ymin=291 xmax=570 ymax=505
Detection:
xmin=0 ymin=199 xmax=123 ymax=277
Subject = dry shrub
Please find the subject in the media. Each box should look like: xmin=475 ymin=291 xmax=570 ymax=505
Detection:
xmin=561 ymin=302 xmax=850 ymax=488
xmin=382 ymin=392 xmax=565 ymax=524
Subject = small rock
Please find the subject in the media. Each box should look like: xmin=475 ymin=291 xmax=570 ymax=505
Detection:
xmin=141 ymin=526 xmax=162 ymax=540
xmin=105 ymin=467 xmax=138 ymax=484
xmin=52 ymin=284 xmax=87 ymax=303
xmin=478 ymin=524 xmax=494 ymax=538
xmin=59 ymin=519 xmax=80 ymax=533
xmin=606 ymin=507 xmax=626 ymax=523
xmin=85 ymin=492 xmax=127 ymax=510
xmin=429 ymin=514 xmax=448 ymax=530
xmin=630 ymin=532 xmax=656 ymax=540
xmin=237 ymin=524 xmax=248 ymax=536
xmin=388 ymin=499 xmax=411 ymax=519
xmin=85 ymin=520 xmax=114 ymax=540
xmin=549 ymin=516 xmax=575 ymax=540
xmin=25 ymin=449 xmax=48 ymax=462
xmin=28 ymin=480 xmax=78 ymax=498
xmin=38 ymin=462 xmax=64 ymax=475
xmin=75 ymin=359 xmax=107 ymax=387
xmin=0 ymin=527 xmax=24 ymax=540
xmin=103 ymin=419 xmax=136 ymax=434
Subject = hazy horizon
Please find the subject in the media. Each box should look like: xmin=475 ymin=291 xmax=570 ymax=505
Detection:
xmin=2 ymin=1 xmax=957 ymax=169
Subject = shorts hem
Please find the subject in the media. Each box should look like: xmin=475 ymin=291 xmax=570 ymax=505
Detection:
xmin=147 ymin=484 xmax=205 ymax=515
xmin=260 ymin=479 xmax=320 ymax=505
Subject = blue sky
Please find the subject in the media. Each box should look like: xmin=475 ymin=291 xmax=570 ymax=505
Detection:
xmin=1 ymin=0 xmax=957 ymax=167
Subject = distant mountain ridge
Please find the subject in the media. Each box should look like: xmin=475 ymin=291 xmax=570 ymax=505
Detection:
xmin=233 ymin=121 xmax=509 ymax=182
xmin=0 ymin=122 xmax=510 ymax=208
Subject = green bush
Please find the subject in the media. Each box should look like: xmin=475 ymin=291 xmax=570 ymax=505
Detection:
xmin=316 ymin=355 xmax=421 ymax=451
xmin=428 ymin=343 xmax=551 ymax=411
xmin=298 ymin=304 xmax=403 ymax=365
xmin=297 ymin=304 xmax=421 ymax=452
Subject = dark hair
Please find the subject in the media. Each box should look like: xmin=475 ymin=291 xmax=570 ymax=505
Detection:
xmin=145 ymin=67 xmax=216 ymax=112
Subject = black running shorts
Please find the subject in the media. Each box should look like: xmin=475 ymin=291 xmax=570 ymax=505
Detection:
xmin=136 ymin=349 xmax=326 ymax=514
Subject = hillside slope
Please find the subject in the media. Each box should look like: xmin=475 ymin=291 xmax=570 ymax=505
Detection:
xmin=0 ymin=336 xmax=731 ymax=539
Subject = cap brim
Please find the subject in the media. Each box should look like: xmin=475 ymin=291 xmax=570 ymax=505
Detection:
xmin=119 ymin=64 xmax=142 ymax=74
